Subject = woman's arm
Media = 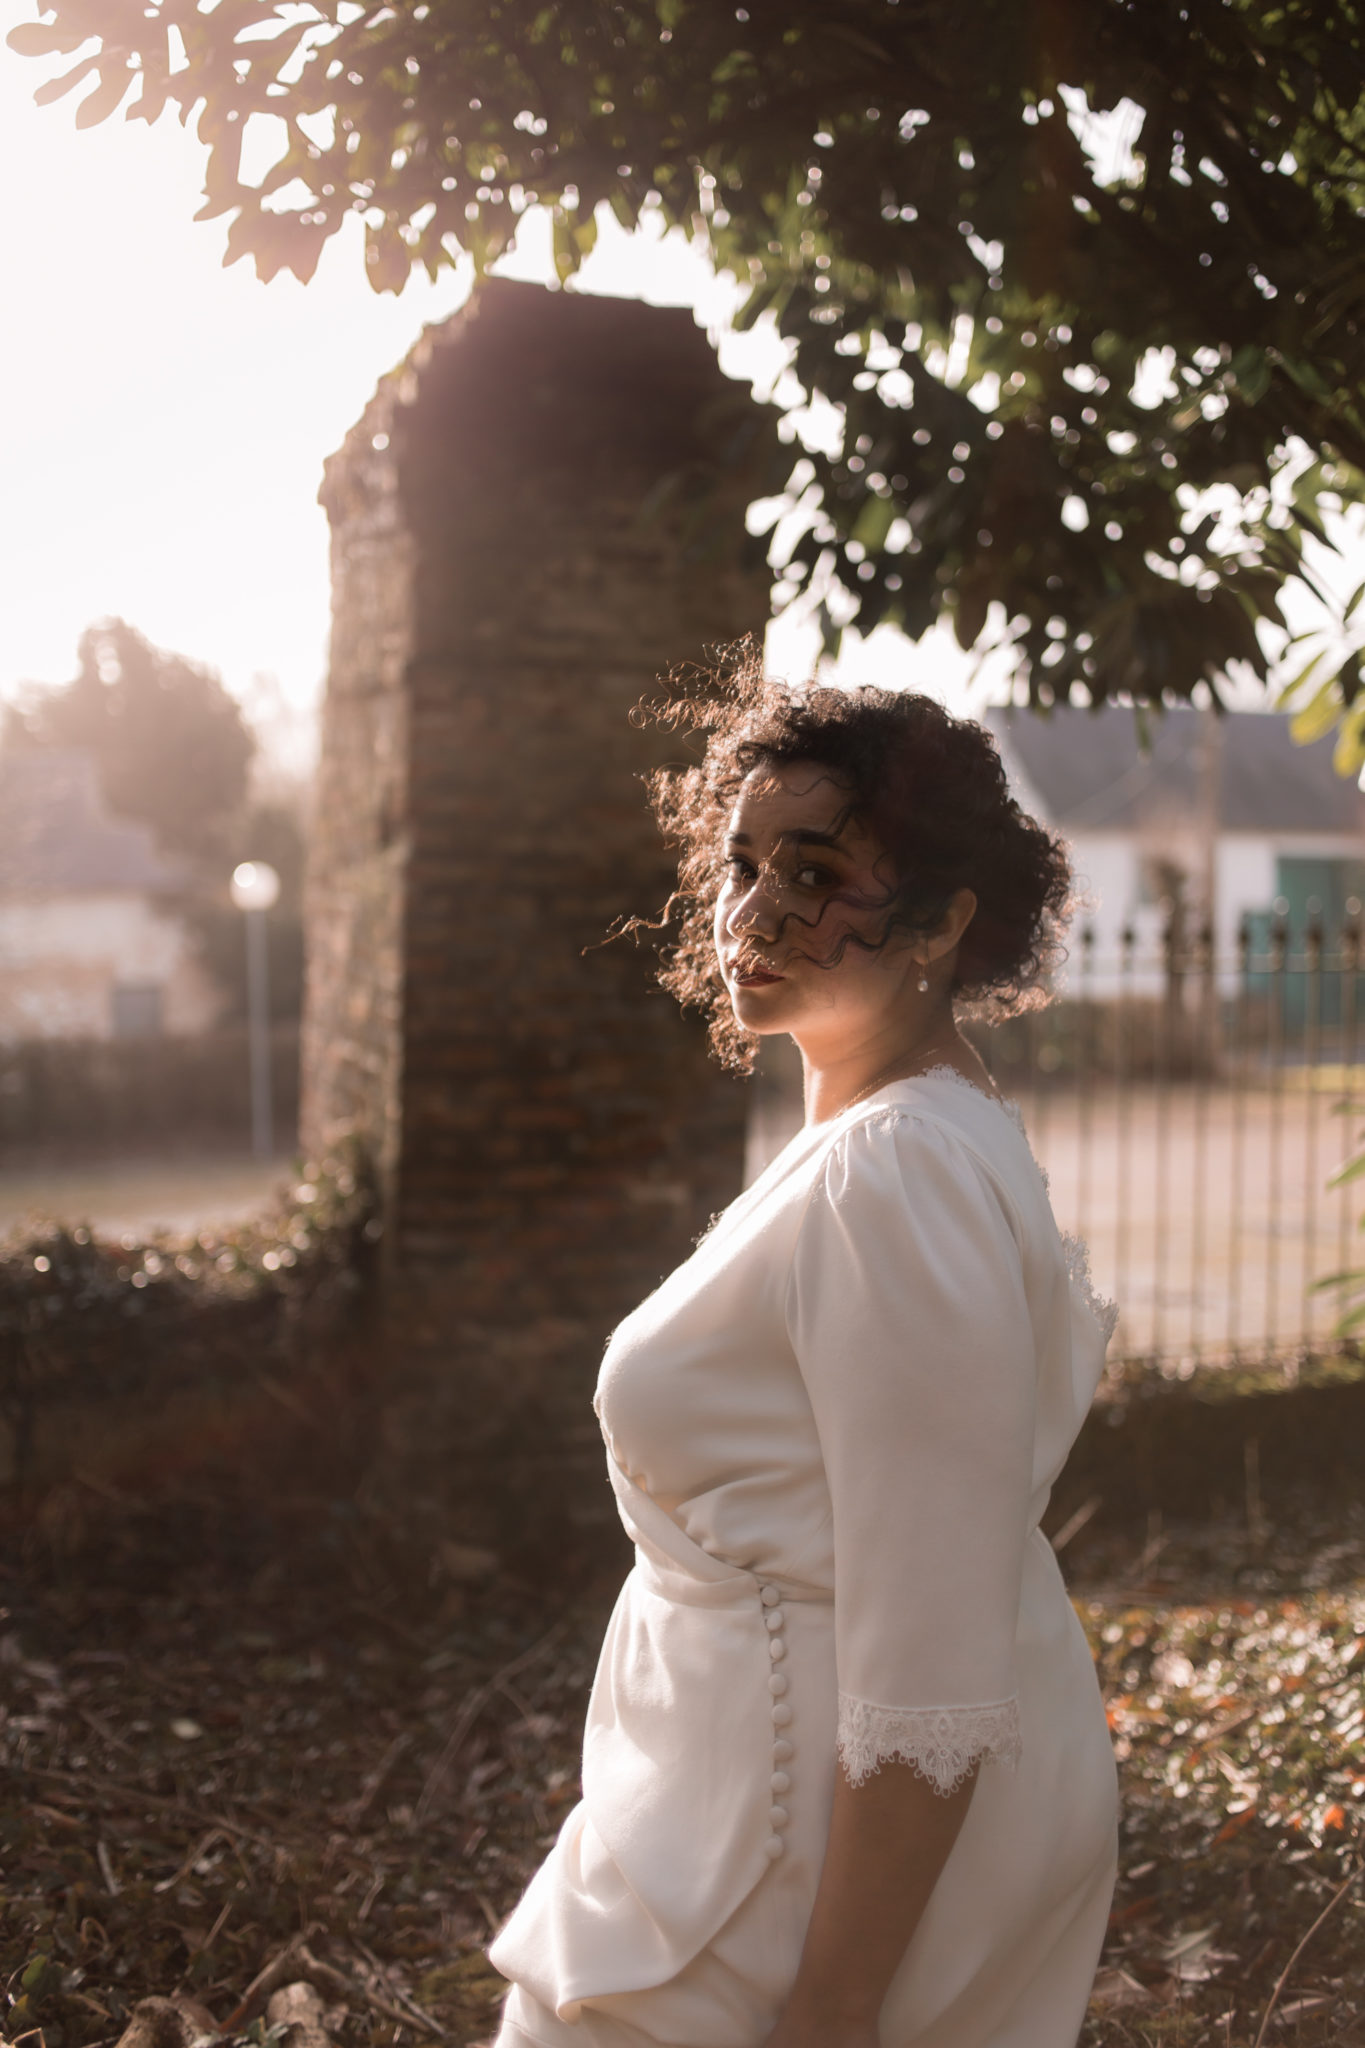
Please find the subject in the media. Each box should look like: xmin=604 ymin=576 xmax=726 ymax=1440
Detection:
xmin=778 ymin=1115 xmax=1037 ymax=2046
xmin=763 ymin=1760 xmax=978 ymax=2048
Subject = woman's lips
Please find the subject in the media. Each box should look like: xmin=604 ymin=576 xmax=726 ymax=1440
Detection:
xmin=731 ymin=962 xmax=783 ymax=987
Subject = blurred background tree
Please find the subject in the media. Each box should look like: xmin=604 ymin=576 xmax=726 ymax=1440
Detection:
xmin=11 ymin=0 xmax=1365 ymax=741
xmin=14 ymin=619 xmax=253 ymax=866
xmin=4 ymin=620 xmax=304 ymax=1023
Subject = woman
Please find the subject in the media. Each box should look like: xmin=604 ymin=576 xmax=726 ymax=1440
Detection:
xmin=489 ymin=673 xmax=1119 ymax=2048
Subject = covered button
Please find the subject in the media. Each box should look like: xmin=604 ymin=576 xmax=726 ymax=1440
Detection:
xmin=760 ymin=1585 xmax=781 ymax=1607
xmin=769 ymin=1804 xmax=790 ymax=1829
xmin=767 ymin=1672 xmax=789 ymax=1696
xmin=764 ymin=1609 xmax=785 ymax=1633
xmin=772 ymin=1736 xmax=795 ymax=1761
xmin=764 ymin=1835 xmax=785 ymax=1860
xmin=771 ymin=1702 xmax=793 ymax=1727
xmin=770 ymin=1770 xmax=791 ymax=1794
xmin=768 ymin=1637 xmax=786 ymax=1662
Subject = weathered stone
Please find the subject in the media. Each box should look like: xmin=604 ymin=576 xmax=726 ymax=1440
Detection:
xmin=305 ymin=281 xmax=769 ymax=1461
xmin=114 ymin=1995 xmax=219 ymax=2048
xmin=265 ymin=1981 xmax=333 ymax=2048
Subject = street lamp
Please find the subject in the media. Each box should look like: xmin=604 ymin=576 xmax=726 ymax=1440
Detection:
xmin=230 ymin=860 xmax=281 ymax=1159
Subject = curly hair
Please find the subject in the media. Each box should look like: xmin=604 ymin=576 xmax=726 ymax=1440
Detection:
xmin=637 ymin=649 xmax=1073 ymax=1073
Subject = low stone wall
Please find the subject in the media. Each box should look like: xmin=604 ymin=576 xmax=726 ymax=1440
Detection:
xmin=0 ymin=1146 xmax=373 ymax=1504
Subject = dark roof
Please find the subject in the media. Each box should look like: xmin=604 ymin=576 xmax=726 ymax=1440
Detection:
xmin=0 ymin=748 xmax=184 ymax=896
xmin=986 ymin=706 xmax=1365 ymax=835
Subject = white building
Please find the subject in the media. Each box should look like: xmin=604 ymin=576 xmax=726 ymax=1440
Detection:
xmin=987 ymin=706 xmax=1365 ymax=995
xmin=0 ymin=748 xmax=219 ymax=1043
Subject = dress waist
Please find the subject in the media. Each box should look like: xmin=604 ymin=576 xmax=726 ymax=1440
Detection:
xmin=633 ymin=1543 xmax=833 ymax=1610
xmin=608 ymin=1453 xmax=831 ymax=1609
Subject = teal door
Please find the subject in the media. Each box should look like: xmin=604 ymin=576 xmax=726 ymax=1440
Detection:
xmin=1244 ymin=856 xmax=1365 ymax=1037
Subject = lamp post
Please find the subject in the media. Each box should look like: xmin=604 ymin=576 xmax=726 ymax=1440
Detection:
xmin=230 ymin=860 xmax=281 ymax=1159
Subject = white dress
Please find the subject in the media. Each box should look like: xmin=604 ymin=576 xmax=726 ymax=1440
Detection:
xmin=489 ymin=1072 xmax=1119 ymax=2048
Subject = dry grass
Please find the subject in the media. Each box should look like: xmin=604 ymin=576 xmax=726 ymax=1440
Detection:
xmin=3 ymin=1480 xmax=1363 ymax=2048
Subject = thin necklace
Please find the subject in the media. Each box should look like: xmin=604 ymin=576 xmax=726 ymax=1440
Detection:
xmin=836 ymin=1047 xmax=941 ymax=1118
xmin=834 ymin=1046 xmax=1000 ymax=1120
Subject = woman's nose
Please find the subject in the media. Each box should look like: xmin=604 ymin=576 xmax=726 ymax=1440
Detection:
xmin=726 ymin=881 xmax=780 ymax=940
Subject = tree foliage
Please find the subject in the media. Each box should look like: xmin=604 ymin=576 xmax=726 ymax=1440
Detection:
xmin=14 ymin=618 xmax=255 ymax=865
xmin=8 ymin=619 xmax=305 ymax=1018
xmin=12 ymin=1 xmax=1365 ymax=716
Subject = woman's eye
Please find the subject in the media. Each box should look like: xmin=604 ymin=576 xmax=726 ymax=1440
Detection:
xmin=794 ymin=864 xmax=832 ymax=889
xmin=725 ymin=856 xmax=756 ymax=883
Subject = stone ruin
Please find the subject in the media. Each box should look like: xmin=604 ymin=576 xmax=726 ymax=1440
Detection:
xmin=303 ymin=280 xmax=771 ymax=1482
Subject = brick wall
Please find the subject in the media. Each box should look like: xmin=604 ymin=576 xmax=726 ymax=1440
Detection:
xmin=305 ymin=282 xmax=771 ymax=1490
xmin=304 ymin=401 xmax=414 ymax=1201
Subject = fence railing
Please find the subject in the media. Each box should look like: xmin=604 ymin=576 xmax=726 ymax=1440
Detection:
xmin=745 ymin=915 xmax=1365 ymax=1374
xmin=976 ymin=916 xmax=1365 ymax=1371
xmin=0 ymin=1025 xmax=302 ymax=1156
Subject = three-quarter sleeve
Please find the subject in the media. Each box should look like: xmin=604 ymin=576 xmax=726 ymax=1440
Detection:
xmin=785 ymin=1109 xmax=1034 ymax=1795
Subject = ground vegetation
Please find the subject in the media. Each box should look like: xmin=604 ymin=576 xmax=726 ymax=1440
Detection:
xmin=2 ymin=1337 xmax=1364 ymax=2048
xmin=0 ymin=1147 xmax=374 ymax=1500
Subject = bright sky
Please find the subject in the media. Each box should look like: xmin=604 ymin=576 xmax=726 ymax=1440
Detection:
xmin=0 ymin=34 xmax=461 ymax=765
xmin=3 ymin=28 xmax=1356 ymax=778
xmin=0 ymin=26 xmax=1009 ymax=775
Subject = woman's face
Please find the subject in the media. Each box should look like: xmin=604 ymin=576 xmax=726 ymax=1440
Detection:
xmin=713 ymin=758 xmax=941 ymax=1050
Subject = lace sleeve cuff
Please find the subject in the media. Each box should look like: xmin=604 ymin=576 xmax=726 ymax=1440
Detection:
xmin=836 ymin=1692 xmax=1022 ymax=1796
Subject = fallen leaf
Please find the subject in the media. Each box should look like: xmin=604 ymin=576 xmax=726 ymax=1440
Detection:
xmin=1212 ymin=1805 xmax=1259 ymax=1844
xmin=1089 ymin=1966 xmax=1155 ymax=2010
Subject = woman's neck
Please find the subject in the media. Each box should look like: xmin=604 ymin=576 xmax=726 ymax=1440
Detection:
xmin=798 ymin=1015 xmax=994 ymax=1126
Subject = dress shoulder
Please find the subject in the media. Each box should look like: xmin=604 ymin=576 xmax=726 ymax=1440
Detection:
xmin=803 ymin=1089 xmax=1028 ymax=1251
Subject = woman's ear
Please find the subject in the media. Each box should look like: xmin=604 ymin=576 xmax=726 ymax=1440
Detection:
xmin=926 ymin=888 xmax=977 ymax=964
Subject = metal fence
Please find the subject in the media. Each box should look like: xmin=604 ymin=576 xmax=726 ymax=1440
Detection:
xmin=977 ymin=916 xmax=1365 ymax=1371
xmin=744 ymin=915 xmax=1365 ymax=1373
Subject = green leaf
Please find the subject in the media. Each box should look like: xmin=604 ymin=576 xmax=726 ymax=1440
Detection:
xmin=1333 ymin=701 xmax=1365 ymax=777
xmin=362 ymin=221 xmax=409 ymax=294
xmin=1291 ymin=497 xmax=1333 ymax=550
xmin=1309 ymin=1267 xmax=1365 ymax=1291
xmin=21 ymin=1955 xmax=54 ymax=1996
xmin=850 ymin=492 xmax=895 ymax=553
xmin=74 ymin=65 xmax=132 ymax=129
xmin=5 ymin=22 xmax=87 ymax=56
xmin=1274 ymin=650 xmax=1332 ymax=711
xmin=953 ymin=577 xmax=992 ymax=652
xmin=13 ymin=0 xmax=1365 ymax=696
xmin=1290 ymin=674 xmax=1346 ymax=745
xmin=1228 ymin=344 xmax=1271 ymax=405
xmin=1282 ymin=355 xmax=1336 ymax=404
xmin=551 ymin=205 xmax=596 ymax=283
xmin=31 ymin=52 xmax=100 ymax=105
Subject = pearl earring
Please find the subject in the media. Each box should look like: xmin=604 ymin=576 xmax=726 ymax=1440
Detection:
xmin=916 ymin=973 xmax=930 ymax=993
